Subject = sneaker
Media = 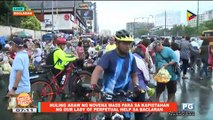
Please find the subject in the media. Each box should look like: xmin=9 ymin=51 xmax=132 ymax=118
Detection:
xmin=207 ymin=75 xmax=211 ymax=79
xmin=147 ymin=88 xmax=155 ymax=97
xmin=199 ymin=77 xmax=204 ymax=80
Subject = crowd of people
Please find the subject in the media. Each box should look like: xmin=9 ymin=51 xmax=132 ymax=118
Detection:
xmin=1 ymin=29 xmax=213 ymax=120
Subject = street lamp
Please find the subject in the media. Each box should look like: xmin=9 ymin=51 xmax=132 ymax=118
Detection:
xmin=142 ymin=15 xmax=154 ymax=23
xmin=51 ymin=0 xmax=54 ymax=32
xmin=148 ymin=15 xmax=154 ymax=23
xmin=197 ymin=0 xmax=199 ymax=36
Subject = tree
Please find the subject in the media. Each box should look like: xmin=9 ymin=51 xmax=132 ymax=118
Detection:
xmin=21 ymin=16 xmax=41 ymax=30
xmin=198 ymin=23 xmax=208 ymax=35
xmin=136 ymin=28 xmax=149 ymax=36
xmin=184 ymin=26 xmax=196 ymax=36
xmin=0 ymin=0 xmax=41 ymax=30
xmin=185 ymin=20 xmax=213 ymax=36
xmin=147 ymin=19 xmax=213 ymax=37
xmin=153 ymin=28 xmax=164 ymax=36
xmin=165 ymin=28 xmax=171 ymax=36
xmin=177 ymin=25 xmax=185 ymax=36
xmin=204 ymin=20 xmax=213 ymax=29
xmin=170 ymin=25 xmax=184 ymax=36
xmin=20 ymin=2 xmax=41 ymax=30
xmin=0 ymin=0 xmax=25 ymax=27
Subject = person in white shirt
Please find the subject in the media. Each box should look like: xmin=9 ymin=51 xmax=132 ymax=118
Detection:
xmin=190 ymin=39 xmax=200 ymax=71
xmin=64 ymin=41 xmax=73 ymax=54
xmin=171 ymin=42 xmax=181 ymax=80
xmin=87 ymin=42 xmax=98 ymax=60
xmin=171 ymin=42 xmax=180 ymax=65
xmin=32 ymin=43 xmax=42 ymax=69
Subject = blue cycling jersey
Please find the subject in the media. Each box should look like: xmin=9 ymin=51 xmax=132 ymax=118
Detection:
xmin=97 ymin=49 xmax=137 ymax=94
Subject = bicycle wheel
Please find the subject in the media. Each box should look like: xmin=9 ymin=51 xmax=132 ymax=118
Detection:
xmin=75 ymin=71 xmax=101 ymax=101
xmin=76 ymin=71 xmax=92 ymax=86
xmin=67 ymin=71 xmax=94 ymax=120
xmin=67 ymin=112 xmax=91 ymax=120
xmin=66 ymin=96 xmax=91 ymax=120
xmin=69 ymin=71 xmax=92 ymax=99
xmin=31 ymin=80 xmax=56 ymax=108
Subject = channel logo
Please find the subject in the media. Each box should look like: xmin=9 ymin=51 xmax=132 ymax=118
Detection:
xmin=12 ymin=7 xmax=34 ymax=16
xmin=11 ymin=92 xmax=37 ymax=113
xmin=182 ymin=103 xmax=195 ymax=111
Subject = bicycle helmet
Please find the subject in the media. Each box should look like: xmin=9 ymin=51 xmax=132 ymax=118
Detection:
xmin=56 ymin=37 xmax=66 ymax=44
xmin=115 ymin=30 xmax=134 ymax=42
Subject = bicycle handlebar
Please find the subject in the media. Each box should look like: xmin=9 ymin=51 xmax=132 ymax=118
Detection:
xmin=30 ymin=60 xmax=79 ymax=76
xmin=102 ymin=90 xmax=134 ymax=101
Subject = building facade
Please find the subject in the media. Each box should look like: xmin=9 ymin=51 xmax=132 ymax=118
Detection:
xmin=126 ymin=22 xmax=135 ymax=35
xmin=100 ymin=30 xmax=111 ymax=37
xmin=155 ymin=11 xmax=181 ymax=29
xmin=126 ymin=22 xmax=154 ymax=35
xmin=23 ymin=1 xmax=89 ymax=35
xmin=188 ymin=9 xmax=213 ymax=27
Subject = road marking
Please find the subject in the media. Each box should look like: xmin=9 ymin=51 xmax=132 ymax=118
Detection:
xmin=186 ymin=80 xmax=211 ymax=90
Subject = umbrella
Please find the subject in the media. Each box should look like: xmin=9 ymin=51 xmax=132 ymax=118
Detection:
xmin=42 ymin=33 xmax=53 ymax=41
xmin=14 ymin=31 xmax=32 ymax=38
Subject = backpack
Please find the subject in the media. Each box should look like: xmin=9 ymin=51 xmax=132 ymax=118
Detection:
xmin=45 ymin=49 xmax=59 ymax=66
xmin=159 ymin=52 xmax=181 ymax=75
xmin=190 ymin=42 xmax=200 ymax=56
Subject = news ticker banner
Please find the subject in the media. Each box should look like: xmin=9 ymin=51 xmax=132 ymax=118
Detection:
xmin=37 ymin=102 xmax=178 ymax=113
xmin=10 ymin=92 xmax=193 ymax=114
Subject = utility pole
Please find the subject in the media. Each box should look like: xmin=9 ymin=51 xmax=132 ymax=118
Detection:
xmin=51 ymin=0 xmax=54 ymax=32
xmin=164 ymin=11 xmax=167 ymax=36
xmin=73 ymin=0 xmax=77 ymax=36
xmin=133 ymin=18 xmax=136 ymax=37
xmin=96 ymin=12 xmax=99 ymax=34
xmin=41 ymin=1 xmax=44 ymax=14
xmin=197 ymin=0 xmax=199 ymax=36
xmin=93 ymin=2 xmax=97 ymax=33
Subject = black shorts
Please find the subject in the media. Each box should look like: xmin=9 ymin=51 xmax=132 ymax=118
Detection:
xmin=156 ymin=80 xmax=177 ymax=94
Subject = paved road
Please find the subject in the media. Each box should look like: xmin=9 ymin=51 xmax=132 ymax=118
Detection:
xmin=1 ymin=69 xmax=213 ymax=120
xmin=148 ymin=69 xmax=213 ymax=120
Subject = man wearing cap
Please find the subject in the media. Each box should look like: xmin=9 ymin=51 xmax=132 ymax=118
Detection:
xmin=6 ymin=37 xmax=31 ymax=120
xmin=151 ymin=40 xmax=178 ymax=102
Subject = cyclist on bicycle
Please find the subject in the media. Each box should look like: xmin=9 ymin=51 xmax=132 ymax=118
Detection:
xmin=91 ymin=30 xmax=142 ymax=120
xmin=52 ymin=37 xmax=76 ymax=86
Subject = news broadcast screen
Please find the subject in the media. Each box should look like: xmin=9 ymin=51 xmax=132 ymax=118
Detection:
xmin=0 ymin=0 xmax=213 ymax=120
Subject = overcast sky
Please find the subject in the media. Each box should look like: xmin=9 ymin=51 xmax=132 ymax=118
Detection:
xmin=94 ymin=1 xmax=213 ymax=34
